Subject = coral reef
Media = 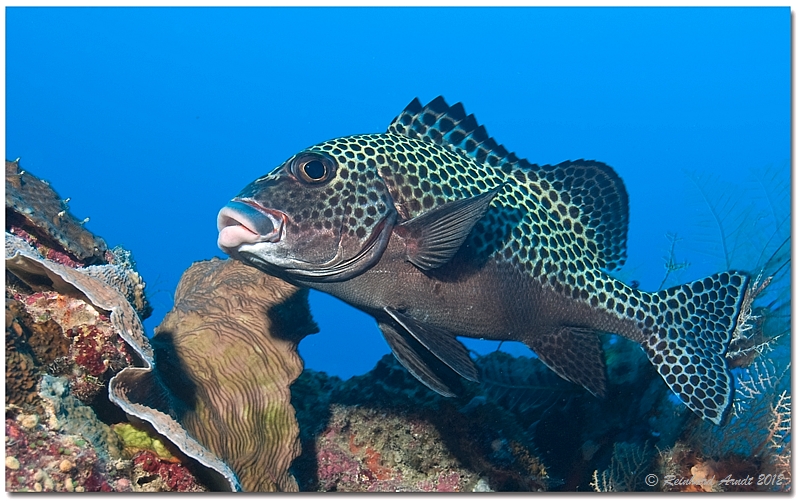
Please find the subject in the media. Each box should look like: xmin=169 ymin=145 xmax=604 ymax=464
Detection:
xmin=6 ymin=159 xmax=151 ymax=318
xmin=6 ymin=232 xmax=153 ymax=365
xmin=5 ymin=164 xmax=221 ymax=492
xmin=291 ymin=354 xmax=552 ymax=492
xmin=7 ymin=163 xmax=323 ymax=492
xmin=5 ymin=254 xmax=139 ymax=491
xmin=312 ymin=404 xmax=484 ymax=492
xmin=6 ymin=287 xmax=134 ymax=406
xmin=110 ymin=257 xmax=319 ymax=492
xmin=129 ymin=450 xmax=206 ymax=492
xmin=5 ymin=414 xmax=121 ymax=492
xmin=6 ymin=234 xmax=237 ymax=492
xmin=5 ymin=395 xmax=206 ymax=493
xmin=6 ymin=159 xmax=108 ymax=264
xmin=7 ymin=160 xmax=788 ymax=493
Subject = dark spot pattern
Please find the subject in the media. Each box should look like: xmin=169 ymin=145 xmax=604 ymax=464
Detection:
xmin=246 ymin=138 xmax=395 ymax=245
xmin=635 ymin=271 xmax=749 ymax=424
xmin=241 ymin=96 xmax=750 ymax=425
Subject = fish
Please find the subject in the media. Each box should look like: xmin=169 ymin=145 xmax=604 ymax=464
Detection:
xmin=217 ymin=96 xmax=749 ymax=424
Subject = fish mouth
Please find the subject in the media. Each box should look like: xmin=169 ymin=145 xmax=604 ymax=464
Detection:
xmin=217 ymin=200 xmax=286 ymax=251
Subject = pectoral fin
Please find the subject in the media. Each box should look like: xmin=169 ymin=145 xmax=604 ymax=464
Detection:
xmin=526 ymin=326 xmax=607 ymax=398
xmin=385 ymin=307 xmax=479 ymax=382
xmin=397 ymin=188 xmax=501 ymax=270
xmin=378 ymin=322 xmax=456 ymax=397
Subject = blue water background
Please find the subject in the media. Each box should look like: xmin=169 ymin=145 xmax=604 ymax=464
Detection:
xmin=6 ymin=7 xmax=789 ymax=380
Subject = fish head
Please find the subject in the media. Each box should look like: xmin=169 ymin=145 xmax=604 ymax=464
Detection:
xmin=217 ymin=135 xmax=398 ymax=282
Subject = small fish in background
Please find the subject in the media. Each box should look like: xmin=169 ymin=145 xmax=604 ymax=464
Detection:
xmin=217 ymin=96 xmax=749 ymax=425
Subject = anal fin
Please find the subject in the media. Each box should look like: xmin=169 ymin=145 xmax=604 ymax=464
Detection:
xmin=385 ymin=307 xmax=479 ymax=382
xmin=378 ymin=321 xmax=456 ymax=397
xmin=527 ymin=326 xmax=607 ymax=398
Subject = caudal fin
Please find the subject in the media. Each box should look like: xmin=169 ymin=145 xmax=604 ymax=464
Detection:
xmin=642 ymin=271 xmax=749 ymax=424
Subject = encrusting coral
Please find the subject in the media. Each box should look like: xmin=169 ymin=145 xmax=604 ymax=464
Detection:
xmin=110 ymin=258 xmax=319 ymax=492
xmin=6 ymin=159 xmax=108 ymax=265
xmin=291 ymin=353 xmax=553 ymax=492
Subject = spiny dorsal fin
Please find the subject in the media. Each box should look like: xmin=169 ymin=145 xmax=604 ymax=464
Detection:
xmin=388 ymin=96 xmax=629 ymax=271
xmin=388 ymin=97 xmax=510 ymax=169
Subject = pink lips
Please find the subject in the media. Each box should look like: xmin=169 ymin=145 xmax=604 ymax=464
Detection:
xmin=216 ymin=200 xmax=286 ymax=251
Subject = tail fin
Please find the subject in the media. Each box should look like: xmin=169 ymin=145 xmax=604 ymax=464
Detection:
xmin=642 ymin=271 xmax=749 ymax=424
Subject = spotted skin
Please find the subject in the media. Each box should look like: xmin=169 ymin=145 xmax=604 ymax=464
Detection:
xmin=220 ymin=97 xmax=749 ymax=424
xmin=249 ymin=139 xmax=396 ymax=238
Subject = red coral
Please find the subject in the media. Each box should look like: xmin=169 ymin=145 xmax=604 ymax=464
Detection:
xmin=364 ymin=446 xmax=393 ymax=481
xmin=23 ymin=291 xmax=49 ymax=306
xmin=348 ymin=434 xmax=360 ymax=454
xmin=41 ymin=246 xmax=83 ymax=268
xmin=436 ymin=471 xmax=462 ymax=492
xmin=133 ymin=451 xmax=201 ymax=492
xmin=68 ymin=325 xmax=108 ymax=377
xmin=134 ymin=451 xmax=161 ymax=473
xmin=316 ymin=446 xmax=362 ymax=490
xmin=9 ymin=226 xmax=37 ymax=247
xmin=163 ymin=462 xmax=196 ymax=491
xmin=6 ymin=419 xmax=28 ymax=447
xmin=84 ymin=471 xmax=113 ymax=492
xmin=9 ymin=226 xmax=83 ymax=268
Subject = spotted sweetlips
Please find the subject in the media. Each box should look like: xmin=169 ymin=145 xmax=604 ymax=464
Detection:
xmin=217 ymin=96 xmax=749 ymax=424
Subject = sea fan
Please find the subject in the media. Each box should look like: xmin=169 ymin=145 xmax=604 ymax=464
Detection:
xmin=678 ymin=162 xmax=790 ymax=491
xmin=590 ymin=441 xmax=653 ymax=492
xmin=682 ymin=162 xmax=790 ymax=277
xmin=592 ymin=162 xmax=790 ymax=492
xmin=474 ymin=351 xmax=583 ymax=418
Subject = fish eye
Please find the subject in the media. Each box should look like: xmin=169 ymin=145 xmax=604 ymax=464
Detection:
xmin=291 ymin=152 xmax=336 ymax=184
xmin=304 ymin=160 xmax=325 ymax=180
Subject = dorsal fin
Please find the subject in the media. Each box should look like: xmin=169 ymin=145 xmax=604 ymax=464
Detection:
xmin=388 ymin=96 xmax=629 ymax=270
xmin=525 ymin=158 xmax=629 ymax=270
xmin=388 ymin=97 xmax=509 ymax=169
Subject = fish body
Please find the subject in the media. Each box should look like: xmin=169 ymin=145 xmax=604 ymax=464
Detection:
xmin=218 ymin=97 xmax=749 ymax=424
